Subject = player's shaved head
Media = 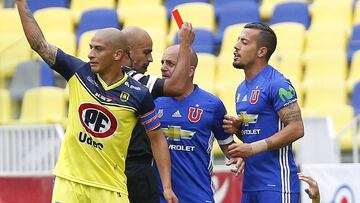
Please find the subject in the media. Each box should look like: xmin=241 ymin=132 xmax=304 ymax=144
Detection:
xmin=94 ymin=28 xmax=127 ymax=50
xmin=121 ymin=26 xmax=152 ymax=47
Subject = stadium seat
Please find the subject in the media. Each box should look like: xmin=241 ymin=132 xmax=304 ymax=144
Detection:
xmin=303 ymin=51 xmax=347 ymax=89
xmin=9 ymin=60 xmax=50 ymax=103
xmin=173 ymin=29 xmax=216 ymax=54
xmin=194 ymin=53 xmax=217 ymax=94
xmin=118 ymin=0 xmax=162 ymax=21
xmin=19 ymin=87 xmax=67 ymax=126
xmin=271 ymin=22 xmax=306 ymax=55
xmin=347 ymin=24 xmax=360 ymax=63
xmin=165 ymin=0 xmax=210 ymax=17
xmin=304 ymin=23 xmax=348 ymax=57
xmin=310 ymin=0 xmax=352 ymax=34
xmin=216 ymin=84 xmax=239 ymax=116
xmin=0 ymin=8 xmax=32 ymax=79
xmin=269 ymin=2 xmax=310 ymax=29
xmin=0 ymin=88 xmax=12 ymax=124
xmin=27 ymin=0 xmax=69 ymax=13
xmin=260 ymin=0 xmax=306 ymax=20
xmin=76 ymin=8 xmax=120 ymax=45
xmin=303 ymin=82 xmax=347 ymax=110
xmin=167 ymin=2 xmax=215 ymax=44
xmin=70 ymin=0 xmax=116 ymax=24
xmin=216 ymin=1 xmax=260 ymax=44
xmin=347 ymin=50 xmax=360 ymax=92
xmin=354 ymin=1 xmax=360 ymax=25
xmin=215 ymin=54 xmax=245 ymax=96
xmin=39 ymin=61 xmax=55 ymax=86
xmin=122 ymin=4 xmax=168 ymax=37
xmin=34 ymin=7 xmax=74 ymax=34
xmin=350 ymin=82 xmax=360 ymax=116
xmin=76 ymin=30 xmax=97 ymax=61
xmin=219 ymin=23 xmax=246 ymax=56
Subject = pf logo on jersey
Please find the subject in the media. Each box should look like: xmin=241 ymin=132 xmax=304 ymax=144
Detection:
xmin=78 ymin=103 xmax=117 ymax=138
xmin=188 ymin=107 xmax=203 ymax=123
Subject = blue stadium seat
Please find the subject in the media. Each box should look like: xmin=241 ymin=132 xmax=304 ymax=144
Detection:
xmin=213 ymin=0 xmax=259 ymax=17
xmin=28 ymin=0 xmax=69 ymax=13
xmin=351 ymin=82 xmax=360 ymax=115
xmin=165 ymin=0 xmax=210 ymax=17
xmin=215 ymin=1 xmax=260 ymax=44
xmin=347 ymin=24 xmax=360 ymax=63
xmin=173 ymin=29 xmax=216 ymax=54
xmin=76 ymin=8 xmax=120 ymax=45
xmin=39 ymin=61 xmax=55 ymax=86
xmin=269 ymin=2 xmax=310 ymax=29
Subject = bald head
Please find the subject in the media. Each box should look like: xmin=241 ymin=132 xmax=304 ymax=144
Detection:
xmin=165 ymin=45 xmax=198 ymax=67
xmin=94 ymin=28 xmax=127 ymax=50
xmin=121 ymin=26 xmax=152 ymax=47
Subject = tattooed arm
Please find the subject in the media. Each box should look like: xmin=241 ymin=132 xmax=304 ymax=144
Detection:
xmin=16 ymin=0 xmax=57 ymax=66
xmin=227 ymin=102 xmax=304 ymax=158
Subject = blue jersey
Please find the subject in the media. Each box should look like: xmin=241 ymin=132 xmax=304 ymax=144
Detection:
xmin=154 ymin=85 xmax=233 ymax=203
xmin=235 ymin=66 xmax=300 ymax=194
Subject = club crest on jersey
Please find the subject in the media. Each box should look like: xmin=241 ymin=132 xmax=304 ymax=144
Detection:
xmin=188 ymin=107 xmax=203 ymax=123
xmin=250 ymin=90 xmax=260 ymax=104
xmin=78 ymin=103 xmax=118 ymax=138
xmin=120 ymin=91 xmax=130 ymax=102
xmin=157 ymin=109 xmax=164 ymax=118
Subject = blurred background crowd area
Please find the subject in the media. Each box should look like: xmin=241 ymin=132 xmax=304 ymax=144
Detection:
xmin=0 ymin=0 xmax=360 ymax=155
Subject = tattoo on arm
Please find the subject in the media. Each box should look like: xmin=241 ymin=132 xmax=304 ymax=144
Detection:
xmin=265 ymin=138 xmax=272 ymax=147
xmin=23 ymin=6 xmax=57 ymax=66
xmin=278 ymin=102 xmax=302 ymax=126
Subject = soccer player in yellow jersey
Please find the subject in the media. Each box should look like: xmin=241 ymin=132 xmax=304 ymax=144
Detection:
xmin=15 ymin=0 xmax=178 ymax=202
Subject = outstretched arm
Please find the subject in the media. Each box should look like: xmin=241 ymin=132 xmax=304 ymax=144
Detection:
xmin=15 ymin=0 xmax=57 ymax=66
xmin=163 ymin=22 xmax=194 ymax=96
xmin=147 ymin=129 xmax=178 ymax=203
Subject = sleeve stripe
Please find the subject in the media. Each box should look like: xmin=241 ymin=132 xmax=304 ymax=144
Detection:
xmin=141 ymin=114 xmax=159 ymax=125
xmin=140 ymin=109 xmax=156 ymax=118
xmin=146 ymin=123 xmax=161 ymax=132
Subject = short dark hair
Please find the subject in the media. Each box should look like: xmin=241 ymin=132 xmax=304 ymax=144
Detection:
xmin=244 ymin=22 xmax=277 ymax=61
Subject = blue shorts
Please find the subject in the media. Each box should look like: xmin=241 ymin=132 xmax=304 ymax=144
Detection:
xmin=242 ymin=191 xmax=299 ymax=203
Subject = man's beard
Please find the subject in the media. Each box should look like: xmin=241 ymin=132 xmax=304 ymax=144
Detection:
xmin=233 ymin=61 xmax=244 ymax=69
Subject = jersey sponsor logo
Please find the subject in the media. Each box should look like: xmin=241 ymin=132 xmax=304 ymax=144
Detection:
xmin=78 ymin=131 xmax=104 ymax=150
xmin=278 ymin=85 xmax=296 ymax=102
xmin=241 ymin=129 xmax=261 ymax=135
xmin=78 ymin=103 xmax=117 ymax=138
xmin=95 ymin=92 xmax=112 ymax=102
xmin=250 ymin=90 xmax=260 ymax=104
xmin=188 ymin=107 xmax=203 ymax=123
xmin=120 ymin=91 xmax=130 ymax=102
xmin=162 ymin=126 xmax=195 ymax=141
xmin=168 ymin=144 xmax=195 ymax=151
xmin=124 ymin=81 xmax=141 ymax=91
xmin=238 ymin=111 xmax=258 ymax=126
xmin=172 ymin=110 xmax=182 ymax=118
xmin=87 ymin=76 xmax=99 ymax=87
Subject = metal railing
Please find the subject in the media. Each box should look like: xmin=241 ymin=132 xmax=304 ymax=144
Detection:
xmin=336 ymin=114 xmax=360 ymax=163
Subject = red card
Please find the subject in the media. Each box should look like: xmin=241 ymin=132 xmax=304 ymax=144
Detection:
xmin=172 ymin=9 xmax=183 ymax=29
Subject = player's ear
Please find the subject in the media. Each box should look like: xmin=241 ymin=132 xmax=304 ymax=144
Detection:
xmin=189 ymin=65 xmax=196 ymax=77
xmin=257 ymin=47 xmax=267 ymax=58
xmin=114 ymin=49 xmax=125 ymax=60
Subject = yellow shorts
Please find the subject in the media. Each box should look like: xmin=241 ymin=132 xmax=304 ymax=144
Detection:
xmin=51 ymin=177 xmax=129 ymax=203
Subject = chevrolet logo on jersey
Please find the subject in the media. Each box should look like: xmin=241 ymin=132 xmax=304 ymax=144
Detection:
xmin=162 ymin=126 xmax=195 ymax=141
xmin=237 ymin=111 xmax=258 ymax=126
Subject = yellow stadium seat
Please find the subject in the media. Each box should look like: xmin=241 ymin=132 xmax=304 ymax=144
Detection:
xmin=33 ymin=31 xmax=76 ymax=60
xmin=215 ymin=54 xmax=245 ymax=95
xmin=302 ymin=51 xmax=347 ymax=88
xmin=270 ymin=22 xmax=306 ymax=54
xmin=146 ymin=52 xmax=163 ymax=78
xmin=70 ymin=0 xmax=116 ymax=24
xmin=19 ymin=87 xmax=67 ymax=126
xmin=304 ymin=23 xmax=348 ymax=56
xmin=118 ymin=0 xmax=162 ymax=22
xmin=219 ymin=23 xmax=246 ymax=57
xmin=0 ymin=88 xmax=13 ymax=124
xmin=0 ymin=8 xmax=32 ymax=79
xmin=122 ymin=5 xmax=168 ymax=36
xmin=147 ymin=29 xmax=167 ymax=61
xmin=76 ymin=30 xmax=97 ymax=61
xmin=303 ymin=82 xmax=347 ymax=110
xmin=310 ymin=0 xmax=352 ymax=33
xmin=217 ymin=84 xmax=238 ymax=116
xmin=194 ymin=54 xmax=217 ymax=94
xmin=347 ymin=51 xmax=360 ymax=92
xmin=260 ymin=0 xmax=307 ymax=20
xmin=34 ymin=7 xmax=74 ymax=34
xmin=168 ymin=2 xmax=215 ymax=44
